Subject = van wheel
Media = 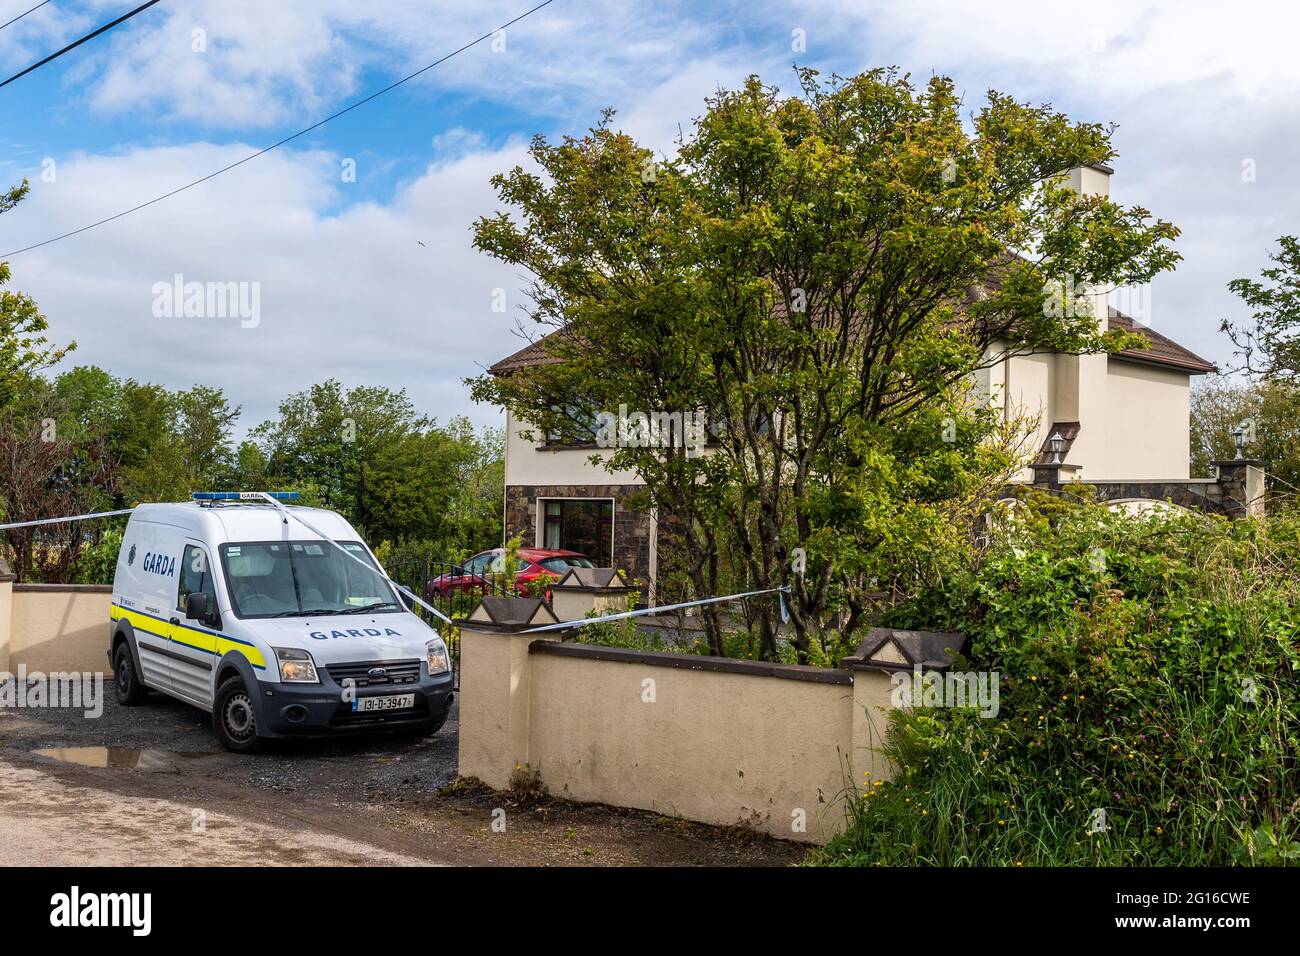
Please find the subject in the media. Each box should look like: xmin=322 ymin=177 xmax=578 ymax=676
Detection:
xmin=213 ymin=676 xmax=266 ymax=754
xmin=113 ymin=644 xmax=149 ymax=706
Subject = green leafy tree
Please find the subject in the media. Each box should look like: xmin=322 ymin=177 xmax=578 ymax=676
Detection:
xmin=470 ymin=68 xmax=1179 ymax=658
xmin=357 ymin=429 xmax=460 ymax=543
xmin=48 ymin=366 xmax=121 ymax=442
xmin=46 ymin=369 xmax=239 ymax=503
xmin=230 ymin=439 xmax=270 ymax=490
xmin=2 ymin=356 xmax=500 ymax=578
xmin=251 ymin=380 xmax=430 ymax=515
xmin=109 ymin=380 xmax=176 ymax=500
xmin=0 ymin=396 xmax=116 ymax=581
xmin=76 ymin=527 xmax=124 ymax=585
xmin=169 ymin=385 xmax=240 ymax=492
xmin=251 ymin=382 xmax=503 ymax=552
xmin=444 ymin=419 xmax=504 ymax=552
xmin=1221 ymin=236 xmax=1300 ymax=379
xmin=1190 ymin=376 xmax=1300 ymax=491
xmin=0 ymin=181 xmax=75 ymax=413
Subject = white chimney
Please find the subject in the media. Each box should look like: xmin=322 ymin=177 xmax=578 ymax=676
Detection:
xmin=1048 ymin=161 xmax=1114 ymax=479
xmin=1068 ymin=162 xmax=1112 ymax=199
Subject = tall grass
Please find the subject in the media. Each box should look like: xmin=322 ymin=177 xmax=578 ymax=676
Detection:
xmin=810 ymin=498 xmax=1300 ymax=866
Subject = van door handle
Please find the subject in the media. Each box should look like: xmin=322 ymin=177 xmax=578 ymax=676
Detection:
xmin=169 ymin=617 xmax=180 ymax=626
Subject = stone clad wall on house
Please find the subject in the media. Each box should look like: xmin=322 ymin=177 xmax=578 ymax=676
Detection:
xmin=504 ymin=484 xmax=654 ymax=588
xmin=1020 ymin=459 xmax=1266 ymax=518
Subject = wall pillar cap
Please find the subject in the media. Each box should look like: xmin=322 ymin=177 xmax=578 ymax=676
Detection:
xmin=462 ymin=595 xmax=571 ymax=633
xmin=0 ymin=558 xmax=13 ymax=583
xmin=550 ymin=567 xmax=632 ymax=593
xmin=840 ymin=627 xmax=967 ymax=674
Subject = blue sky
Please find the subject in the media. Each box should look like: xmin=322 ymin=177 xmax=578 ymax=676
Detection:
xmin=1 ymin=0 xmax=1298 ymax=439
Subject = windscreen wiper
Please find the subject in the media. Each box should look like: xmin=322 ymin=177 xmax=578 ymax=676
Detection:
xmin=269 ymin=608 xmax=341 ymax=618
xmin=337 ymin=602 xmax=399 ymax=615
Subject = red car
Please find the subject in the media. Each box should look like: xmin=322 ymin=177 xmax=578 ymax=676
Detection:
xmin=426 ymin=547 xmax=595 ymax=598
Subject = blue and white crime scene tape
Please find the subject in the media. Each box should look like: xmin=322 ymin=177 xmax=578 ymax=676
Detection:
xmin=0 ymin=497 xmax=459 ymax=626
xmin=522 ymin=584 xmax=793 ymax=633
xmin=0 ymin=507 xmax=135 ymax=530
xmin=247 ymin=492 xmax=456 ymax=627
xmin=0 ymin=495 xmax=792 ymax=632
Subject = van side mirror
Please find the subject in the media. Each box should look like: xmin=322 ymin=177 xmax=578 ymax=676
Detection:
xmin=184 ymin=592 xmax=209 ymax=621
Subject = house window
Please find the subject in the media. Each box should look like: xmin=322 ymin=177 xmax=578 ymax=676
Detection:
xmin=544 ymin=405 xmax=599 ymax=446
xmin=541 ymin=499 xmax=614 ymax=566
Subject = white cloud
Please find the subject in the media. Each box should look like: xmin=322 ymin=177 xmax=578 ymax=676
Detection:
xmin=73 ymin=0 xmax=364 ymax=127
xmin=802 ymin=0 xmax=1300 ymax=101
xmin=48 ymin=0 xmax=729 ymax=131
xmin=5 ymin=0 xmax=1300 ymax=426
xmin=0 ymin=1 xmax=89 ymax=69
xmin=774 ymin=0 xmax=1300 ymax=365
xmin=0 ymin=141 xmax=534 ymax=435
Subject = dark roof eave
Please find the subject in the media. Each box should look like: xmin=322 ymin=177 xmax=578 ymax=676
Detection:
xmin=1110 ymin=350 xmax=1217 ymax=375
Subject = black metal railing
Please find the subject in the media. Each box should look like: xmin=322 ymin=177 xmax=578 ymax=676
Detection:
xmin=383 ymin=558 xmax=509 ymax=680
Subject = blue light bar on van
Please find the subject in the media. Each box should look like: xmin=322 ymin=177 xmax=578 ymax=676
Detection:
xmin=190 ymin=491 xmax=301 ymax=501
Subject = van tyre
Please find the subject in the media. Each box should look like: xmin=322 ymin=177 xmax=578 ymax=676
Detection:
xmin=213 ymin=675 xmax=266 ymax=754
xmin=113 ymin=643 xmax=149 ymax=706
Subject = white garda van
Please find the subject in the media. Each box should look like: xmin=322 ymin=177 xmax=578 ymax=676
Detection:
xmin=108 ymin=492 xmax=454 ymax=752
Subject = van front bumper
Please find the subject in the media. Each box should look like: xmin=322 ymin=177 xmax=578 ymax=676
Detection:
xmin=254 ymin=668 xmax=455 ymax=737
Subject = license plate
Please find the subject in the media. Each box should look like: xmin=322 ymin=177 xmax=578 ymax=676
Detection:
xmin=352 ymin=693 xmax=416 ymax=713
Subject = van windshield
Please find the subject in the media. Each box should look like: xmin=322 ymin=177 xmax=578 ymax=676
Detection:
xmin=218 ymin=540 xmax=401 ymax=619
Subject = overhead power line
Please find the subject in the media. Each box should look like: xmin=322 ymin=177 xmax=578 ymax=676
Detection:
xmin=0 ymin=0 xmax=163 ymax=89
xmin=1 ymin=0 xmax=556 ymax=259
xmin=0 ymin=0 xmax=52 ymax=32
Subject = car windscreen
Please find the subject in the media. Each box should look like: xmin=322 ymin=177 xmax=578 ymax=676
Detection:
xmin=540 ymin=556 xmax=596 ymax=572
xmin=218 ymin=540 xmax=401 ymax=619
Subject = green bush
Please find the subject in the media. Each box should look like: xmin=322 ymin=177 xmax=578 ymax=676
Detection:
xmin=74 ymin=528 xmax=123 ymax=585
xmin=811 ymin=496 xmax=1300 ymax=866
xmin=574 ymin=592 xmax=778 ymax=658
xmin=372 ymin=538 xmax=473 ymax=574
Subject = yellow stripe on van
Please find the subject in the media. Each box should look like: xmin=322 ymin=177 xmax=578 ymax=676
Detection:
xmin=110 ymin=603 xmax=267 ymax=670
xmin=110 ymin=605 xmax=169 ymax=639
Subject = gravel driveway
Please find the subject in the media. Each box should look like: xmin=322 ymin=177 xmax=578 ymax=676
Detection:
xmin=0 ymin=687 xmax=805 ymax=867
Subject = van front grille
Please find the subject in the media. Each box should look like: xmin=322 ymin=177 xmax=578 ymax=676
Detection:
xmin=325 ymin=659 xmax=421 ymax=687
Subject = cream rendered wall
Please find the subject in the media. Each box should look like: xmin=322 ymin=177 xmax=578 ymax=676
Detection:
xmin=503 ymin=409 xmax=643 ymax=487
xmin=527 ymin=652 xmax=859 ymax=841
xmin=0 ymin=573 xmax=12 ymax=674
xmin=984 ymin=165 xmax=1196 ymax=482
xmin=7 ymin=586 xmax=112 ymax=674
xmin=1055 ymin=165 xmax=1114 ymax=483
xmin=990 ymin=345 xmax=1192 ymax=482
xmin=457 ymin=618 xmax=900 ymax=843
xmin=1096 ymin=359 xmax=1192 ymax=480
xmin=1058 ymin=353 xmax=1114 ymax=482
xmin=1003 ymin=351 xmax=1053 ymax=480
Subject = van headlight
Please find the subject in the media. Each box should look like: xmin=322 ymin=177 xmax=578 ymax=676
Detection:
xmin=274 ymin=647 xmax=320 ymax=683
xmin=426 ymin=637 xmax=450 ymax=675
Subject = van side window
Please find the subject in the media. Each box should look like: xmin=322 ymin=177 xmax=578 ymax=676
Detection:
xmin=177 ymin=545 xmax=217 ymax=615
